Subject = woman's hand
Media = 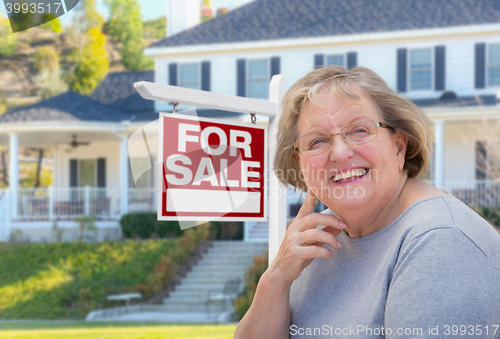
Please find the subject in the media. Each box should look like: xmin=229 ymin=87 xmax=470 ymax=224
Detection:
xmin=268 ymin=189 xmax=346 ymax=285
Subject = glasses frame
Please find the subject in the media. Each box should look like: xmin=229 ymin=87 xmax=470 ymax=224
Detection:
xmin=294 ymin=120 xmax=393 ymax=157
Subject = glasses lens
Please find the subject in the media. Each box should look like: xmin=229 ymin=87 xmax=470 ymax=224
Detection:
xmin=298 ymin=133 xmax=330 ymax=156
xmin=343 ymin=120 xmax=377 ymax=145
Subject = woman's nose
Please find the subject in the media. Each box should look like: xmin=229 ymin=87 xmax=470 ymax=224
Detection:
xmin=328 ymin=134 xmax=355 ymax=163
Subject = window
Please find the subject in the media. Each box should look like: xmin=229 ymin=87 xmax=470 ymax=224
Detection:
xmin=247 ymin=59 xmax=269 ymax=99
xmin=409 ymin=48 xmax=432 ymax=90
xmin=179 ymin=63 xmax=200 ymax=89
xmin=326 ymin=54 xmax=345 ymax=67
xmin=79 ymin=159 xmax=96 ymax=187
xmin=488 ymin=44 xmax=500 ymax=87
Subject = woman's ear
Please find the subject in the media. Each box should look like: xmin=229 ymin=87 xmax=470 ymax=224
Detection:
xmin=395 ymin=131 xmax=407 ymax=171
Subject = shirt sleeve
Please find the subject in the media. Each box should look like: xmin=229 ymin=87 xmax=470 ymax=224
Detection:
xmin=385 ymin=227 xmax=500 ymax=339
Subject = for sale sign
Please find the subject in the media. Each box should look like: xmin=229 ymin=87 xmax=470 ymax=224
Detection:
xmin=158 ymin=113 xmax=267 ymax=221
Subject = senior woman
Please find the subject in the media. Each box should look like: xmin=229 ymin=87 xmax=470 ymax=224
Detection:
xmin=234 ymin=66 xmax=500 ymax=338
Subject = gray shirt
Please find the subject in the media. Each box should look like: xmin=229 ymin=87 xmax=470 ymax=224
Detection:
xmin=289 ymin=195 xmax=500 ymax=338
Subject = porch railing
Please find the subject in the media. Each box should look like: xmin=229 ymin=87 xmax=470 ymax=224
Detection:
xmin=14 ymin=187 xmax=157 ymax=220
xmin=444 ymin=180 xmax=500 ymax=208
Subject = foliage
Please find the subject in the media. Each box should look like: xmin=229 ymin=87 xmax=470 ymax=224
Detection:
xmin=474 ymin=207 xmax=500 ymax=229
xmin=0 ymin=240 xmax=175 ymax=319
xmin=0 ymin=12 xmax=18 ymax=56
xmin=143 ymin=16 xmax=166 ymax=39
xmin=39 ymin=17 xmax=63 ymax=33
xmin=32 ymin=67 xmax=69 ymax=99
xmin=0 ymin=322 xmax=237 ymax=339
xmin=209 ymin=221 xmax=244 ymax=240
xmin=120 ymin=213 xmax=184 ymax=239
xmin=105 ymin=0 xmax=153 ymax=71
xmin=34 ymin=46 xmax=60 ymax=72
xmin=234 ymin=251 xmax=268 ymax=320
xmin=70 ymin=27 xmax=109 ymax=95
xmin=74 ymin=215 xmax=98 ymax=242
xmin=52 ymin=221 xmax=65 ymax=242
xmin=18 ymin=160 xmax=53 ymax=188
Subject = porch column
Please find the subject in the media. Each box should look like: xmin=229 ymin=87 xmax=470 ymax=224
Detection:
xmin=434 ymin=120 xmax=445 ymax=190
xmin=120 ymin=134 xmax=129 ymax=215
xmin=9 ymin=133 xmax=19 ymax=219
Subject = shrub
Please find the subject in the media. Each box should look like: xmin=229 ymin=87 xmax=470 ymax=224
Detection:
xmin=120 ymin=213 xmax=183 ymax=239
xmin=33 ymin=46 xmax=60 ymax=73
xmin=209 ymin=221 xmax=244 ymax=240
xmin=234 ymin=251 xmax=268 ymax=320
xmin=474 ymin=207 xmax=500 ymax=229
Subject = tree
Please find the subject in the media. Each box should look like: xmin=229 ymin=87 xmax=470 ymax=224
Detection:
xmin=105 ymin=0 xmax=154 ymax=71
xmin=70 ymin=27 xmax=109 ymax=95
xmin=0 ymin=12 xmax=18 ymax=57
xmin=32 ymin=67 xmax=69 ymax=99
xmin=68 ymin=0 xmax=109 ymax=95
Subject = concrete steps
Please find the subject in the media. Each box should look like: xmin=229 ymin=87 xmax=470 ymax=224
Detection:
xmin=162 ymin=240 xmax=267 ymax=314
xmin=248 ymin=221 xmax=268 ymax=241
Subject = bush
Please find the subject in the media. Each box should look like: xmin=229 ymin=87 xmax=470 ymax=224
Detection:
xmin=474 ymin=207 xmax=500 ymax=228
xmin=234 ymin=251 xmax=268 ymax=320
xmin=209 ymin=221 xmax=244 ymax=240
xmin=120 ymin=213 xmax=183 ymax=239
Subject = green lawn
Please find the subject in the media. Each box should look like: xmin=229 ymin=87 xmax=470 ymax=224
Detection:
xmin=0 ymin=322 xmax=237 ymax=339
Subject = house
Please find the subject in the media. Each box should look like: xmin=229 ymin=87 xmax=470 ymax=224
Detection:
xmin=1 ymin=0 xmax=500 ymax=241
xmin=146 ymin=0 xmax=500 ymax=206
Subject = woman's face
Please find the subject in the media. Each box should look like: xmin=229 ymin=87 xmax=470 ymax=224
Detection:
xmin=296 ymin=89 xmax=407 ymax=211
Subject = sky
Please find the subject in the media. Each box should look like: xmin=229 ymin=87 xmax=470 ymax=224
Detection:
xmin=1 ymin=0 xmax=251 ymax=26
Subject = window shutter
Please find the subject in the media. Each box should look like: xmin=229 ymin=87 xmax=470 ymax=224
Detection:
xmin=237 ymin=59 xmax=246 ymax=97
xmin=70 ymin=159 xmax=78 ymax=187
xmin=168 ymin=63 xmax=178 ymax=86
xmin=475 ymin=43 xmax=486 ymax=89
xmin=201 ymin=61 xmax=211 ymax=91
xmin=314 ymin=54 xmax=324 ymax=69
xmin=475 ymin=141 xmax=488 ymax=180
xmin=97 ymin=158 xmax=106 ymax=188
xmin=347 ymin=52 xmax=357 ymax=69
xmin=397 ymin=48 xmax=407 ymax=92
xmin=270 ymin=57 xmax=280 ymax=78
xmin=435 ymin=46 xmax=446 ymax=91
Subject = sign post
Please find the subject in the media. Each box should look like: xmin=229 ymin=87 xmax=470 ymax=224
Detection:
xmin=134 ymin=75 xmax=287 ymax=265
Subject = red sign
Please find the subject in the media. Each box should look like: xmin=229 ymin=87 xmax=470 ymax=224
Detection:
xmin=158 ymin=113 xmax=267 ymax=221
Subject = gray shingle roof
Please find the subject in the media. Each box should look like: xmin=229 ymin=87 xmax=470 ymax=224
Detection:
xmin=150 ymin=0 xmax=500 ymax=49
xmin=90 ymin=71 xmax=155 ymax=114
xmin=0 ymin=91 xmax=134 ymax=123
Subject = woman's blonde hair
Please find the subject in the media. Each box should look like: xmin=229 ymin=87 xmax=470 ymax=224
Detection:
xmin=273 ymin=65 xmax=433 ymax=192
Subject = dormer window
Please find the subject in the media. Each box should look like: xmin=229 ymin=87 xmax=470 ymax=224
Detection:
xmin=409 ymin=48 xmax=432 ymax=91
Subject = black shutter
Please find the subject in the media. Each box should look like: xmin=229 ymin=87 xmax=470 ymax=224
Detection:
xmin=237 ymin=59 xmax=246 ymax=97
xmin=97 ymin=158 xmax=106 ymax=188
xmin=314 ymin=54 xmax=324 ymax=69
xmin=435 ymin=46 xmax=446 ymax=91
xmin=70 ymin=159 xmax=78 ymax=187
xmin=347 ymin=52 xmax=357 ymax=69
xmin=475 ymin=43 xmax=486 ymax=89
xmin=475 ymin=141 xmax=488 ymax=180
xmin=168 ymin=63 xmax=178 ymax=86
xmin=201 ymin=61 xmax=210 ymax=91
xmin=270 ymin=57 xmax=280 ymax=78
xmin=397 ymin=48 xmax=407 ymax=92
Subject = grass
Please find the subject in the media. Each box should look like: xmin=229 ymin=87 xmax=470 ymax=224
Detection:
xmin=0 ymin=241 xmax=176 ymax=319
xmin=0 ymin=321 xmax=238 ymax=339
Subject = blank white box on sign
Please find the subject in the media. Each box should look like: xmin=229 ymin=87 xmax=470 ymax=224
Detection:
xmin=166 ymin=189 xmax=261 ymax=213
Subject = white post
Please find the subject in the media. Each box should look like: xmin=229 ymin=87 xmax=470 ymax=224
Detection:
xmin=49 ymin=186 xmax=54 ymax=220
xmin=9 ymin=133 xmax=19 ymax=219
xmin=120 ymin=134 xmax=129 ymax=215
xmin=434 ymin=120 xmax=445 ymax=190
xmin=268 ymin=75 xmax=288 ymax=266
xmin=85 ymin=185 xmax=90 ymax=215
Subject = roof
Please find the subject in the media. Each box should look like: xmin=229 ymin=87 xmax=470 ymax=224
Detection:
xmin=150 ymin=0 xmax=500 ymax=49
xmin=0 ymin=91 xmax=133 ymax=124
xmin=89 ymin=71 xmax=155 ymax=114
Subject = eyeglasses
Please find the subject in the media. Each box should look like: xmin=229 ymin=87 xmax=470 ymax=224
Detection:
xmin=294 ymin=120 xmax=393 ymax=157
